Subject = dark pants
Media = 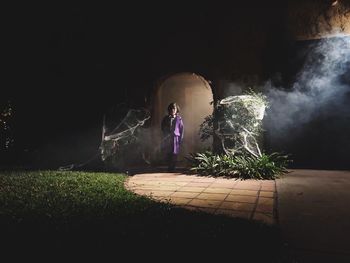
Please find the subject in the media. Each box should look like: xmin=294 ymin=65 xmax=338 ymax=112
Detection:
xmin=166 ymin=153 xmax=177 ymax=172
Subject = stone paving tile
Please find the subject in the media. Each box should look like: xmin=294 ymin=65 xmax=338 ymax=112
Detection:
xmin=177 ymin=186 xmax=206 ymax=193
xmin=130 ymin=183 xmax=151 ymax=187
xmin=126 ymin=173 xmax=277 ymax=225
xmin=202 ymin=187 xmax=232 ymax=194
xmin=256 ymin=197 xmax=274 ymax=214
xmin=258 ymin=197 xmax=274 ymax=206
xmin=241 ymin=179 xmax=261 ymax=184
xmin=151 ymin=174 xmax=178 ymax=177
xmin=194 ymin=178 xmax=216 ymax=183
xmin=158 ymin=176 xmax=183 ymax=179
xmin=133 ymin=182 xmax=167 ymax=187
xmin=214 ymin=178 xmax=238 ymax=184
xmin=128 ymin=185 xmax=157 ymax=190
xmin=196 ymin=192 xmax=229 ymax=200
xmin=131 ymin=174 xmax=155 ymax=177
xmin=186 ymin=182 xmax=212 ymax=187
xmin=255 ymin=204 xmax=274 ymax=214
xmin=152 ymin=173 xmax=171 ymax=177
xmin=161 ymin=178 xmax=194 ymax=182
xmin=171 ymin=182 xmax=191 ymax=186
xmin=158 ymin=180 xmax=186 ymax=185
xmin=187 ymin=199 xmax=223 ymax=209
xmin=259 ymin=191 xmax=274 ymax=198
xmin=219 ymin=201 xmax=255 ymax=212
xmin=261 ymin=180 xmax=275 ymax=186
xmin=230 ymin=189 xmax=259 ymax=196
xmin=176 ymin=174 xmax=192 ymax=177
xmin=157 ymin=182 xmax=183 ymax=187
xmin=237 ymin=182 xmax=261 ymax=185
xmin=132 ymin=181 xmax=165 ymax=186
xmin=170 ymin=191 xmax=200 ymax=198
xmin=252 ymin=212 xmax=274 ymax=225
xmin=129 ymin=182 xmax=159 ymax=185
xmin=140 ymin=182 xmax=179 ymax=187
xmin=133 ymin=187 xmax=169 ymax=192
xmin=235 ymin=180 xmax=261 ymax=186
xmin=225 ymin=195 xmax=257 ymax=203
xmin=153 ymin=186 xmax=180 ymax=191
xmin=215 ymin=209 xmax=251 ymax=219
xmin=209 ymin=183 xmax=236 ymax=189
xmin=261 ymin=185 xmax=275 ymax=191
xmin=234 ymin=183 xmax=261 ymax=190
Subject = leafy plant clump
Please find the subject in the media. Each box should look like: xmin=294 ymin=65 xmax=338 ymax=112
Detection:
xmin=187 ymin=151 xmax=290 ymax=180
xmin=193 ymin=89 xmax=291 ymax=179
xmin=200 ymin=90 xmax=268 ymax=157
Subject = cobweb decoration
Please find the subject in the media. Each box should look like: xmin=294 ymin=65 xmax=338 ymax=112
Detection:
xmin=215 ymin=94 xmax=267 ymax=158
xmin=59 ymin=108 xmax=151 ymax=171
xmin=100 ymin=109 xmax=151 ymax=162
xmin=219 ymin=95 xmax=266 ymax=121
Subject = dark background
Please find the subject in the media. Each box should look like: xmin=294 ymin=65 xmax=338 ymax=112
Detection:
xmin=2 ymin=2 xmax=349 ymax=169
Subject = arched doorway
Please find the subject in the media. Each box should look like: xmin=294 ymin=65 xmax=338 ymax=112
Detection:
xmin=151 ymin=72 xmax=213 ymax=166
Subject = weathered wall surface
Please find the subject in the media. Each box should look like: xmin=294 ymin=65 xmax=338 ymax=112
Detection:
xmin=287 ymin=0 xmax=350 ymax=40
xmin=209 ymin=1 xmax=349 ymax=93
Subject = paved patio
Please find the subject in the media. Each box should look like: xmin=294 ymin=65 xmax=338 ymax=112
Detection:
xmin=125 ymin=172 xmax=276 ymax=224
xmin=125 ymin=169 xmax=350 ymax=261
xmin=276 ymin=169 xmax=350 ymax=261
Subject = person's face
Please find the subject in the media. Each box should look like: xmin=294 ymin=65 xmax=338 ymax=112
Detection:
xmin=170 ymin=107 xmax=177 ymax=116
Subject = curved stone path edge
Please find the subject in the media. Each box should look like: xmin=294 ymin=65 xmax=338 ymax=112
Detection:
xmin=125 ymin=172 xmax=276 ymax=225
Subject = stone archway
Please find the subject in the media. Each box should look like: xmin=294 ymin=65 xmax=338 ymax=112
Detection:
xmin=151 ymin=72 xmax=213 ymax=166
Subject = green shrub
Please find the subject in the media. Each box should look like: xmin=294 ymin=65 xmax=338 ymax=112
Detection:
xmin=199 ymin=91 xmax=268 ymax=157
xmin=187 ymin=151 xmax=291 ymax=180
xmin=187 ymin=151 xmax=221 ymax=175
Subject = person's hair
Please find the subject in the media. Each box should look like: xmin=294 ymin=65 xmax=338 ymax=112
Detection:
xmin=167 ymin=102 xmax=180 ymax=114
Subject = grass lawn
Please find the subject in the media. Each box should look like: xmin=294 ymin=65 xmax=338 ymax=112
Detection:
xmin=0 ymin=170 xmax=294 ymax=261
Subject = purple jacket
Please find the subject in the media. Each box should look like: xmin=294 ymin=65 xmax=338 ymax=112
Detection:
xmin=161 ymin=114 xmax=184 ymax=154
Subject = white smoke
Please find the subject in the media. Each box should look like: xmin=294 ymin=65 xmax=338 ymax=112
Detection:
xmin=265 ymin=35 xmax=350 ymax=139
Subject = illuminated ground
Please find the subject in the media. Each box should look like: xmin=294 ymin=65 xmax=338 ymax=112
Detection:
xmin=125 ymin=173 xmax=276 ymax=225
xmin=126 ymin=169 xmax=350 ymax=261
xmin=277 ymin=169 xmax=350 ymax=261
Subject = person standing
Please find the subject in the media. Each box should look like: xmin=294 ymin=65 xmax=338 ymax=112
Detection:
xmin=161 ymin=102 xmax=184 ymax=171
